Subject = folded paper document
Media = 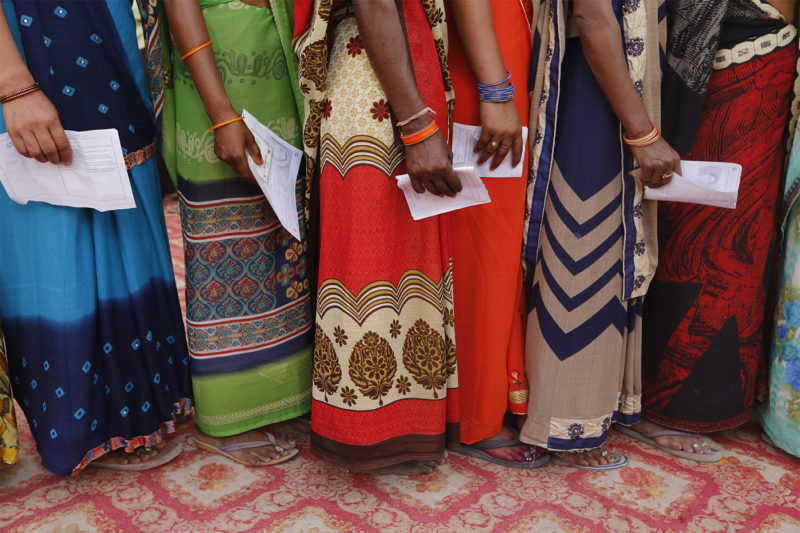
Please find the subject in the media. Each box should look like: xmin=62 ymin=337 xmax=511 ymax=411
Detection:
xmin=642 ymin=161 xmax=741 ymax=209
xmin=243 ymin=109 xmax=304 ymax=241
xmin=452 ymin=122 xmax=528 ymax=178
xmin=0 ymin=128 xmax=135 ymax=211
xmin=396 ymin=164 xmax=491 ymax=220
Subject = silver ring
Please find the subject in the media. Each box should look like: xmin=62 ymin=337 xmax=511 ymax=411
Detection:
xmin=488 ymin=140 xmax=499 ymax=149
xmin=601 ymin=450 xmax=609 ymax=457
xmin=692 ymin=443 xmax=701 ymax=449
xmin=499 ymin=144 xmax=512 ymax=150
xmin=702 ymin=441 xmax=709 ymax=448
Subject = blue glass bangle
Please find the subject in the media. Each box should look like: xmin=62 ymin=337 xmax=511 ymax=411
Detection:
xmin=477 ymin=71 xmax=515 ymax=103
xmin=476 ymin=71 xmax=511 ymax=88
xmin=478 ymin=82 xmax=515 ymax=103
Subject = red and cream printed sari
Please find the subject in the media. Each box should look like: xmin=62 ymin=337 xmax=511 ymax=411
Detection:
xmin=294 ymin=0 xmax=459 ymax=470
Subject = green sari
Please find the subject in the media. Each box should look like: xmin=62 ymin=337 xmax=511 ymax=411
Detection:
xmin=160 ymin=0 xmax=312 ymax=437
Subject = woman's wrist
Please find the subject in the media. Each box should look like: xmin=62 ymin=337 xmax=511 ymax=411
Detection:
xmin=623 ymin=118 xmax=654 ymax=139
xmin=205 ymin=100 xmax=239 ymax=126
xmin=0 ymin=68 xmax=35 ymax=95
xmin=399 ymin=114 xmax=434 ymax=135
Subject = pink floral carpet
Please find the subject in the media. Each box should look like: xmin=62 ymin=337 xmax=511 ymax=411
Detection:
xmin=1 ymin=196 xmax=799 ymax=532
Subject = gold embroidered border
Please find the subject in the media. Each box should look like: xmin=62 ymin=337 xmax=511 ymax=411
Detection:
xmin=317 ymin=267 xmax=453 ymax=326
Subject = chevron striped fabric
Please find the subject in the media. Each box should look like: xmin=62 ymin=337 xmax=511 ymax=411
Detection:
xmin=520 ymin=0 xmax=665 ymax=452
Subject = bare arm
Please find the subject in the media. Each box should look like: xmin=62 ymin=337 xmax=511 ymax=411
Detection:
xmin=573 ymin=0 xmax=680 ymax=186
xmin=450 ymin=0 xmax=522 ymax=169
xmin=0 ymin=4 xmax=71 ymax=165
xmin=162 ymin=0 xmax=262 ymax=180
xmin=352 ymin=0 xmax=461 ymax=196
xmin=769 ymin=0 xmax=797 ymax=24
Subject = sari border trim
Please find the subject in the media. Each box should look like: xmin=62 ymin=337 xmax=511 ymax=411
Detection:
xmin=317 ymin=268 xmax=454 ymax=326
xmin=195 ymin=388 xmax=311 ymax=427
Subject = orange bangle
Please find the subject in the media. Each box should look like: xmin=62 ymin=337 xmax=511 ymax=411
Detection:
xmin=623 ymin=123 xmax=661 ymax=147
xmin=399 ymin=120 xmax=439 ymax=146
xmin=209 ymin=116 xmax=244 ymax=132
xmin=180 ymin=40 xmax=213 ymax=61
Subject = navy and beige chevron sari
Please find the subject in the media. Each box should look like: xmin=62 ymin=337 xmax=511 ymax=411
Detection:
xmin=519 ymin=0 xmax=665 ymax=451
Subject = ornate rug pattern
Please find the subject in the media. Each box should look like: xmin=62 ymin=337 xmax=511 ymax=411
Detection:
xmin=0 ymin=196 xmax=799 ymax=532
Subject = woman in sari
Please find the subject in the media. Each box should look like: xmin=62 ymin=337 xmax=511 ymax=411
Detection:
xmin=0 ymin=0 xmax=192 ymax=475
xmin=521 ymin=0 xmax=679 ymax=468
xmin=446 ymin=0 xmax=547 ymax=468
xmin=160 ymin=0 xmax=310 ymax=466
xmin=759 ymin=2 xmax=800 ymax=460
xmin=628 ymin=0 xmax=797 ymax=461
xmin=295 ymin=0 xmax=460 ymax=475
xmin=763 ymin=117 xmax=800 ymax=458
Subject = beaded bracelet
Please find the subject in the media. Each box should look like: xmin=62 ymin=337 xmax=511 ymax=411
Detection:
xmin=181 ymin=40 xmax=213 ymax=61
xmin=399 ymin=120 xmax=439 ymax=146
xmin=477 ymin=71 xmax=515 ymax=103
xmin=0 ymin=83 xmax=41 ymax=104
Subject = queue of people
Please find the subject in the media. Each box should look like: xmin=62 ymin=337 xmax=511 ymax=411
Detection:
xmin=0 ymin=0 xmax=799 ymax=478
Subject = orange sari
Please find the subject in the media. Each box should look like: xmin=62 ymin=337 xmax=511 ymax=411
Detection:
xmin=447 ymin=0 xmax=532 ymax=444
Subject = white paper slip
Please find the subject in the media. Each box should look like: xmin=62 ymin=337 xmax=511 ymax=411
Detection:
xmin=242 ymin=109 xmax=304 ymax=241
xmin=396 ymin=164 xmax=491 ymax=221
xmin=452 ymin=123 xmax=528 ymax=178
xmin=642 ymin=160 xmax=742 ymax=209
xmin=0 ymin=128 xmax=135 ymax=211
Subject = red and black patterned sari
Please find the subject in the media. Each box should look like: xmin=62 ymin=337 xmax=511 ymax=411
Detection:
xmin=642 ymin=0 xmax=798 ymax=432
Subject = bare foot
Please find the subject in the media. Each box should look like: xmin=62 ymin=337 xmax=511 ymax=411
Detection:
xmin=194 ymin=425 xmax=296 ymax=466
xmin=472 ymin=426 xmax=539 ymax=463
xmin=632 ymin=420 xmax=721 ymax=455
xmin=559 ymin=446 xmax=613 ymax=467
xmin=359 ymin=459 xmax=441 ymax=475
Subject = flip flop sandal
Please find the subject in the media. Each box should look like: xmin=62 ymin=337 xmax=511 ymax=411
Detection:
xmin=616 ymin=425 xmax=722 ymax=463
xmin=194 ymin=431 xmax=299 ymax=467
xmin=553 ymin=449 xmax=629 ymax=471
xmin=90 ymin=439 xmax=183 ymax=471
xmin=451 ymin=438 xmax=550 ymax=469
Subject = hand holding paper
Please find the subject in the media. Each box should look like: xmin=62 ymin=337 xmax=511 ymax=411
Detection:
xmin=641 ymin=161 xmax=741 ymax=209
xmin=396 ymin=164 xmax=491 ymax=220
xmin=452 ymin=123 xmax=528 ymax=178
xmin=0 ymin=128 xmax=135 ymax=211
xmin=242 ymin=110 xmax=304 ymax=241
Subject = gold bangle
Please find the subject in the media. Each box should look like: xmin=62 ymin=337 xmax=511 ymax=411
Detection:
xmin=623 ymin=123 xmax=661 ymax=147
xmin=180 ymin=40 xmax=213 ymax=61
xmin=209 ymin=116 xmax=244 ymax=132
